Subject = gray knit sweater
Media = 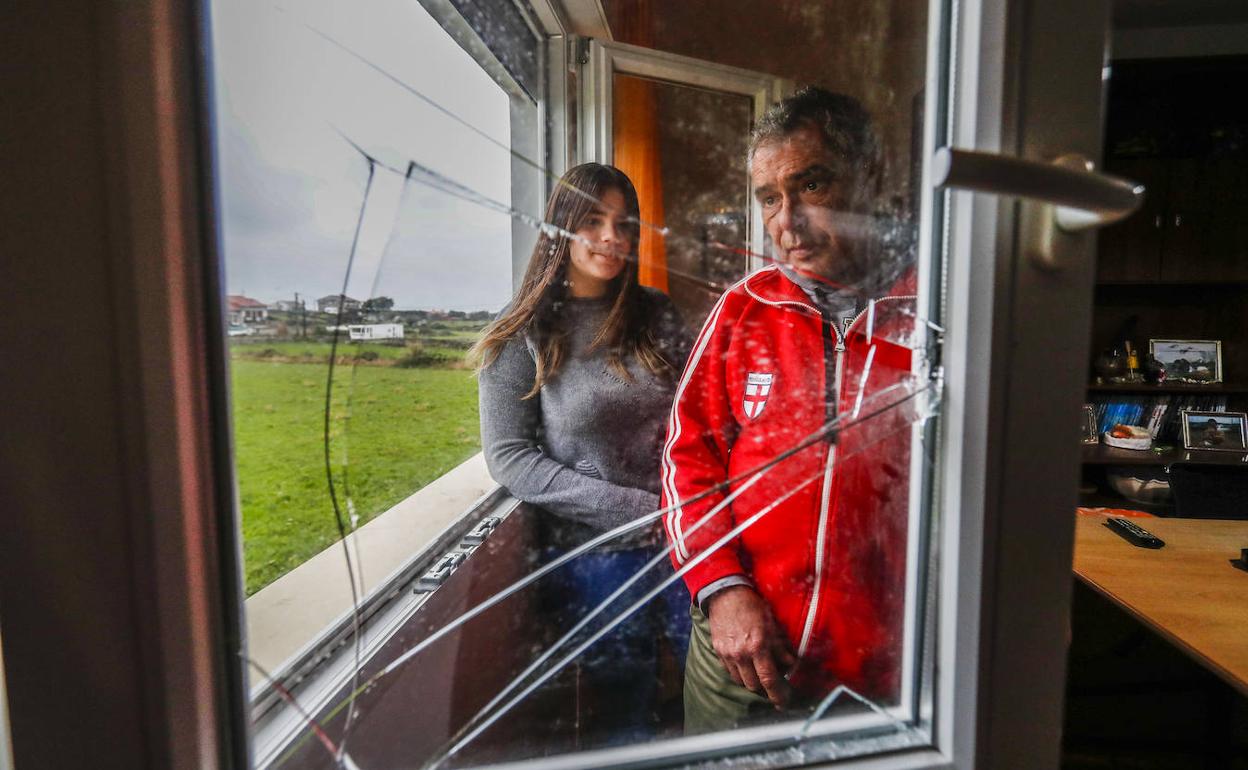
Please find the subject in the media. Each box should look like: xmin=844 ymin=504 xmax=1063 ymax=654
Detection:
xmin=478 ymin=288 xmax=690 ymax=550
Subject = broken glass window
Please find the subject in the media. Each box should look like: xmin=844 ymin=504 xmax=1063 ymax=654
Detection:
xmin=208 ymin=0 xmax=945 ymax=767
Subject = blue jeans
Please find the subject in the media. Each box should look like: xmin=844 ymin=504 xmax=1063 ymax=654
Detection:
xmin=542 ymin=546 xmax=691 ymax=744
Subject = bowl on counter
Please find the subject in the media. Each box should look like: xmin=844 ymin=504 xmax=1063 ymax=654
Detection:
xmin=1103 ymin=432 xmax=1152 ymax=451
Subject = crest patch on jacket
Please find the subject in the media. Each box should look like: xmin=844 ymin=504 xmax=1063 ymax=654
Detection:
xmin=743 ymin=372 xmax=774 ymax=419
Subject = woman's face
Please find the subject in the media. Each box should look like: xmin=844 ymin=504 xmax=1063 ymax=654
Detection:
xmin=565 ymin=188 xmax=632 ymax=298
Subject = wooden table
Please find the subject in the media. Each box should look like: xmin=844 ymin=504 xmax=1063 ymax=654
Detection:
xmin=1073 ymin=514 xmax=1248 ymax=696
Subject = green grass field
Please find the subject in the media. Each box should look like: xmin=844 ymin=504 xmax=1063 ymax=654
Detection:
xmin=230 ymin=339 xmax=475 ymax=366
xmin=231 ymin=360 xmax=481 ymax=594
xmin=231 ymin=340 xmax=410 ymax=360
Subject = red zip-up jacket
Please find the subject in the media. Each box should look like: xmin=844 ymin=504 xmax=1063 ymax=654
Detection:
xmin=661 ymin=264 xmax=919 ymax=701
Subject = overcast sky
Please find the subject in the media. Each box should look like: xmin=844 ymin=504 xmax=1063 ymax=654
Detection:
xmin=211 ymin=0 xmax=515 ymax=311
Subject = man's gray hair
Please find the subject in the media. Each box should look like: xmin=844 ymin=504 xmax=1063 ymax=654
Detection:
xmin=749 ymin=86 xmax=882 ymax=191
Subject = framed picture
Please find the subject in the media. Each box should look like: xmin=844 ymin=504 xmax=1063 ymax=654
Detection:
xmin=1081 ymin=404 xmax=1098 ymax=444
xmin=1149 ymin=339 xmax=1223 ymax=384
xmin=1180 ymin=410 xmax=1248 ymax=452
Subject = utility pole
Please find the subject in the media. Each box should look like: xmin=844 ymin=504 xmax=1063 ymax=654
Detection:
xmin=295 ymin=292 xmax=307 ymax=339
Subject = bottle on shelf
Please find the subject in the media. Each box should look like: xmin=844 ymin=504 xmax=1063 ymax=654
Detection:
xmin=1125 ymin=341 xmax=1141 ymax=382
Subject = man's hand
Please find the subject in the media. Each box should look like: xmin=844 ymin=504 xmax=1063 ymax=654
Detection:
xmin=704 ymin=585 xmax=797 ymax=708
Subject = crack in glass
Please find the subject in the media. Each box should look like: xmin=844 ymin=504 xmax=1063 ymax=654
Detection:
xmin=267 ymin=352 xmax=936 ymax=766
xmin=269 ymin=3 xmax=920 ymax=300
xmin=260 ymin=152 xmax=935 ymax=768
xmin=430 ymin=386 xmax=938 ymax=767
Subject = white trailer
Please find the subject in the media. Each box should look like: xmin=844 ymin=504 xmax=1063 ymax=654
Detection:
xmin=348 ymin=323 xmax=405 ymax=341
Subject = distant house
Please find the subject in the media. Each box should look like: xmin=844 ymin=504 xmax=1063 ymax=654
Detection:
xmin=227 ymin=295 xmax=268 ymax=325
xmin=272 ymin=299 xmax=303 ymax=312
xmin=317 ymin=294 xmax=362 ymax=315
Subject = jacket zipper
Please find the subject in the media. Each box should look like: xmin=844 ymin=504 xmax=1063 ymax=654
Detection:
xmin=798 ymin=315 xmax=845 ymax=658
xmin=794 ymin=289 xmax=918 ymax=659
xmin=841 ymin=294 xmax=919 ymax=342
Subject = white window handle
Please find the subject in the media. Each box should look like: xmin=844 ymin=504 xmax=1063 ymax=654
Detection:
xmin=933 ymin=147 xmax=1145 ymax=270
xmin=934 ymin=147 xmax=1144 ymax=231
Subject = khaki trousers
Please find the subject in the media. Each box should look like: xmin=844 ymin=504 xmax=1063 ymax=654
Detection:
xmin=683 ymin=605 xmax=772 ymax=734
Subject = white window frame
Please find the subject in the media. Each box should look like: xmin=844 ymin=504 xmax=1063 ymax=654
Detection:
xmin=413 ymin=0 xmax=551 ymax=287
xmin=577 ymin=38 xmax=793 ymax=274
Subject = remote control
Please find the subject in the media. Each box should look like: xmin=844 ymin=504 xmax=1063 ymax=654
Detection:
xmin=1104 ymin=518 xmax=1165 ymax=549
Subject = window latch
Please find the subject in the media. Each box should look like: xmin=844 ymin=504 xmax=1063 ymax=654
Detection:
xmin=934 ymin=147 xmax=1145 ymax=271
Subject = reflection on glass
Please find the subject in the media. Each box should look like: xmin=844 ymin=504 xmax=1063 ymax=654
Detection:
xmin=600 ymin=0 xmax=929 ymax=215
xmin=612 ymin=73 xmax=753 ymax=326
xmin=664 ymin=90 xmax=917 ymax=734
xmin=208 ymin=0 xmax=941 ymax=767
xmin=271 ymin=89 xmax=930 ymax=769
xmin=473 ymin=162 xmax=694 ymax=751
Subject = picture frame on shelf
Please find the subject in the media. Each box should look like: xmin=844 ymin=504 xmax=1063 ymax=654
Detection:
xmin=1148 ymin=339 xmax=1223 ymax=384
xmin=1180 ymin=410 xmax=1247 ymax=452
xmin=1081 ymin=404 xmax=1098 ymax=445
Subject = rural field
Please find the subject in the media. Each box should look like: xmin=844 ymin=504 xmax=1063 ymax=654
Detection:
xmin=230 ymin=330 xmax=485 ymax=594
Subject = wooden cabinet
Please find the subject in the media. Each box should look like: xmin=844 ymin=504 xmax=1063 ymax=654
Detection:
xmin=1098 ymin=156 xmax=1248 ymax=284
xmin=1200 ymin=154 xmax=1248 ymax=280
xmin=1084 ymin=56 xmax=1248 ymax=495
xmin=1096 ymin=56 xmax=1248 ymax=285
xmin=1158 ymin=158 xmax=1204 ymax=281
xmin=1097 ymin=158 xmax=1166 ymax=282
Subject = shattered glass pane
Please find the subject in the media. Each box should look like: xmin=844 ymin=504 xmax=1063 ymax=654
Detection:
xmin=207 ymin=0 xmax=942 ymax=767
xmin=271 ymin=380 xmax=938 ymax=768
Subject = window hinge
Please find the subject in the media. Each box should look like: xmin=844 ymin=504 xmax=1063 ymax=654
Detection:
xmin=413 ymin=515 xmax=501 ymax=592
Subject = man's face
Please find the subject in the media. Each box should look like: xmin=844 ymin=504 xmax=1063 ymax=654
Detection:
xmin=751 ymin=123 xmax=866 ymax=286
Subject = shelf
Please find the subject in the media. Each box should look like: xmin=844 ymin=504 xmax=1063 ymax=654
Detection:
xmin=1082 ymin=444 xmax=1248 ymax=467
xmin=1095 ymin=280 xmax=1248 ymax=288
xmin=1087 ymin=382 xmax=1248 ymax=394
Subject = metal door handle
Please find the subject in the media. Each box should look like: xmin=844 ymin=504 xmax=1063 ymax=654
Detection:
xmin=933 ymin=147 xmax=1144 ymax=231
xmin=933 ymin=147 xmax=1145 ymax=271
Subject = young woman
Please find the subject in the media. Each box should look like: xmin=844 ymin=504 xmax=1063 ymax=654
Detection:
xmin=473 ymin=163 xmax=691 ymax=743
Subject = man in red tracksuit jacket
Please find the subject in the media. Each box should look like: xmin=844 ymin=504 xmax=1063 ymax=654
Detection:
xmin=661 ymin=87 xmax=919 ymax=731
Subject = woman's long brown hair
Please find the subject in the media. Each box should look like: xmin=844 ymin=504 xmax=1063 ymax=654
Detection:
xmin=471 ymin=163 xmax=674 ymax=397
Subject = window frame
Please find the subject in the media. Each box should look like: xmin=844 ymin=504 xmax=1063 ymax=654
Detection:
xmin=240 ymin=0 xmax=1104 ymax=764
xmin=577 ymin=38 xmax=793 ymax=274
xmin=249 ymin=492 xmax=523 ymax=767
xmin=409 ymin=0 xmax=551 ymax=285
xmin=0 ymin=0 xmax=1111 ymax=766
